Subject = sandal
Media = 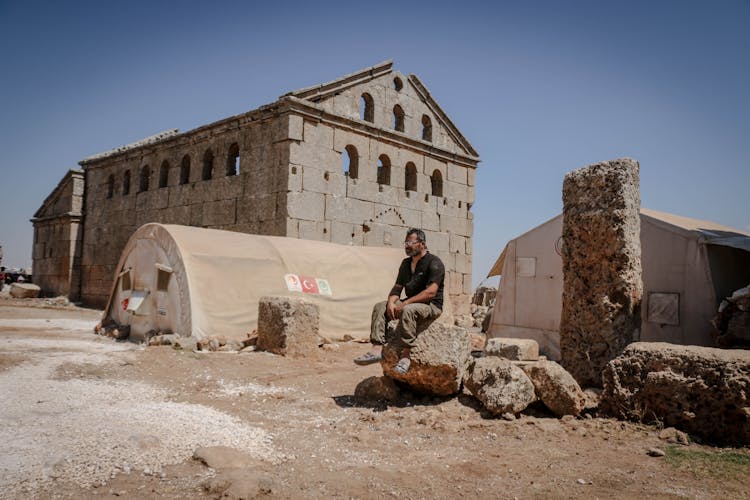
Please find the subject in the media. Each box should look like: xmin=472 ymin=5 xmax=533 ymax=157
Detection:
xmin=394 ymin=357 xmax=411 ymax=375
xmin=354 ymin=351 xmax=382 ymax=365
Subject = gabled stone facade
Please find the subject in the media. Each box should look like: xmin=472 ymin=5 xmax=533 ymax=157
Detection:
xmin=33 ymin=61 xmax=480 ymax=313
xmin=30 ymin=169 xmax=84 ymax=299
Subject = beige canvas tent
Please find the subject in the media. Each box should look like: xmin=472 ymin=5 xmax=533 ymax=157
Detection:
xmin=487 ymin=209 xmax=750 ymax=359
xmin=103 ymin=224 xmax=410 ymax=341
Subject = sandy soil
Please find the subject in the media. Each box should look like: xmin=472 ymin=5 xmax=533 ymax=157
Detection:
xmin=0 ymin=301 xmax=748 ymax=499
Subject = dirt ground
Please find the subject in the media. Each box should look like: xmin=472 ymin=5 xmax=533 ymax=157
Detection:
xmin=1 ymin=300 xmax=749 ymax=499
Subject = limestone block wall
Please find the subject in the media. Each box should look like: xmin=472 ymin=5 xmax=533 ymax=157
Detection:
xmin=31 ymin=170 xmax=84 ymax=298
xmin=285 ymin=110 xmax=475 ymax=315
xmin=559 ymin=158 xmax=642 ymax=387
xmin=79 ymin=112 xmax=292 ymax=307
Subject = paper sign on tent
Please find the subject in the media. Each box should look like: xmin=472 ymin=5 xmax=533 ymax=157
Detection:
xmin=285 ymin=274 xmax=303 ymax=292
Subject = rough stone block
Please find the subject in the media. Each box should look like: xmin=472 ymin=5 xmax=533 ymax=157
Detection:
xmin=421 ymin=210 xmax=440 ymax=232
xmin=464 ymin=357 xmax=537 ymax=415
xmin=288 ymin=115 xmax=304 ymax=141
xmin=354 ymin=376 xmax=400 ymax=403
xmin=601 ymin=342 xmax=750 ymax=445
xmin=326 ymin=195 xmax=373 ymax=225
xmin=202 ymin=199 xmax=236 ymax=226
xmin=10 ymin=283 xmax=41 ymax=298
xmin=449 ymin=233 xmax=465 ymax=254
xmin=485 ymin=338 xmax=539 ymax=361
xmin=424 ymin=231 xmax=448 ymax=252
xmin=302 ymin=167 xmax=346 ymax=196
xmin=381 ymin=322 xmax=472 ymax=396
xmin=520 ymin=360 xmax=586 ymax=417
xmin=560 ymin=158 xmax=642 ymax=387
xmin=447 ymin=163 xmax=467 ymax=184
xmin=287 ymin=191 xmax=325 ymax=222
xmin=256 ymin=296 xmax=320 ymax=356
xmin=346 ymin=179 xmax=379 ymax=203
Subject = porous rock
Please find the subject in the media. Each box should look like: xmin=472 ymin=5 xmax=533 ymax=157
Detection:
xmin=485 ymin=338 xmax=539 ymax=361
xmin=10 ymin=282 xmax=41 ymax=298
xmin=381 ymin=322 xmax=471 ymax=396
xmin=256 ymin=296 xmax=319 ymax=356
xmin=560 ymin=158 xmax=643 ymax=386
xmin=601 ymin=342 xmax=750 ymax=445
xmin=464 ymin=357 xmax=536 ymax=415
xmin=355 ymin=376 xmax=400 ymax=402
xmin=520 ymin=360 xmax=586 ymax=416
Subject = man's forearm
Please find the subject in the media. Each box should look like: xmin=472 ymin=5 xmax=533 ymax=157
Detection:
xmin=402 ymin=289 xmax=435 ymax=306
xmin=387 ymin=294 xmax=400 ymax=304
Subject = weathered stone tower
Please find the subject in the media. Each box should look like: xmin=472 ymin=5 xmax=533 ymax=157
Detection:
xmin=32 ymin=61 xmax=480 ymax=313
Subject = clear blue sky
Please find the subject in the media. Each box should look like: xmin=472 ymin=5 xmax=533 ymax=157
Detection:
xmin=1 ymin=1 xmax=748 ymax=288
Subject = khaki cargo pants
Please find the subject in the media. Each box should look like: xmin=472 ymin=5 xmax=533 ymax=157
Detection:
xmin=370 ymin=300 xmax=442 ymax=348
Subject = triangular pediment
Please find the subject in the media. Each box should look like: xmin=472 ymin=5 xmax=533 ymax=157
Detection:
xmin=33 ymin=169 xmax=84 ymax=220
xmin=284 ymin=61 xmax=478 ymax=159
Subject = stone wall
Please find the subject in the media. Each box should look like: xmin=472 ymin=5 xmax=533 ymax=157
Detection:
xmin=559 ymin=158 xmax=642 ymax=387
xmin=58 ymin=63 xmax=478 ymax=311
xmin=31 ymin=170 xmax=84 ymax=299
xmin=79 ymin=111 xmax=292 ymax=306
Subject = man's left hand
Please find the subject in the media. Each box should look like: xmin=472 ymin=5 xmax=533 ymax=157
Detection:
xmin=392 ymin=303 xmax=404 ymax=318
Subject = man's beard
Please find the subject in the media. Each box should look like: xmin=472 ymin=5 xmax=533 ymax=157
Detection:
xmin=405 ymin=246 xmax=420 ymax=257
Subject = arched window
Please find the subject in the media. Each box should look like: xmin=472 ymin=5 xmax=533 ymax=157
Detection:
xmin=377 ymin=154 xmax=391 ymax=186
xmin=159 ymin=160 xmax=169 ymax=188
xmin=106 ymin=174 xmax=114 ymax=199
xmin=202 ymin=149 xmax=214 ymax=181
xmin=122 ymin=170 xmax=131 ymax=195
xmin=393 ymin=77 xmax=403 ymax=91
xmin=226 ymin=143 xmax=240 ymax=176
xmin=430 ymin=169 xmax=443 ymax=197
xmin=139 ymin=165 xmax=150 ymax=192
xmin=180 ymin=155 xmax=191 ymax=185
xmin=342 ymin=145 xmax=359 ymax=179
xmin=405 ymin=162 xmax=417 ymax=192
xmin=393 ymin=105 xmax=405 ymax=132
xmin=360 ymin=93 xmax=374 ymax=122
xmin=421 ymin=115 xmax=432 ymax=142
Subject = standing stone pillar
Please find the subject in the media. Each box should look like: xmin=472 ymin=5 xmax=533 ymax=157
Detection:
xmin=559 ymin=158 xmax=642 ymax=387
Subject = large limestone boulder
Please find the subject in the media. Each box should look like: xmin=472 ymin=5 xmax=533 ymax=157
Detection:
xmin=10 ymin=282 xmax=41 ymax=298
xmin=381 ymin=322 xmax=471 ymax=396
xmin=601 ymin=342 xmax=750 ymax=445
xmin=560 ymin=158 xmax=642 ymax=386
xmin=465 ymin=357 xmax=537 ymax=415
xmin=256 ymin=296 xmax=319 ymax=356
xmin=485 ymin=338 xmax=539 ymax=361
xmin=520 ymin=360 xmax=586 ymax=416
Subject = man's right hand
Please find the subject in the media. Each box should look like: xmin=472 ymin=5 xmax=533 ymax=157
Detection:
xmin=386 ymin=300 xmax=399 ymax=321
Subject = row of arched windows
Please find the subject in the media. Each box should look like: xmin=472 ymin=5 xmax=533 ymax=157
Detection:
xmin=342 ymin=145 xmax=443 ymax=197
xmin=106 ymin=143 xmax=241 ymax=198
xmin=359 ymin=91 xmax=433 ymax=142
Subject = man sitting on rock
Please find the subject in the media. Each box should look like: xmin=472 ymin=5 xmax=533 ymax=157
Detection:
xmin=354 ymin=228 xmax=445 ymax=374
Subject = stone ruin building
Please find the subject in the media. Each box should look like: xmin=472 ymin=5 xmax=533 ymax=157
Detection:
xmin=32 ymin=61 xmax=480 ymax=313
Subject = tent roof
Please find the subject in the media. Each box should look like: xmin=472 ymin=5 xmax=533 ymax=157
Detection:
xmin=487 ymin=208 xmax=750 ymax=277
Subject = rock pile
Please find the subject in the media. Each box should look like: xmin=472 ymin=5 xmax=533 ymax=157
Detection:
xmin=465 ymin=337 xmax=587 ymax=417
xmin=601 ymin=342 xmax=750 ymax=445
xmin=560 ymin=158 xmax=643 ymax=386
xmin=712 ymin=283 xmax=750 ymax=348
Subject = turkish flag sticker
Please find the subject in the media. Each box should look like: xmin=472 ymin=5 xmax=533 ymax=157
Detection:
xmin=300 ymin=276 xmax=320 ymax=294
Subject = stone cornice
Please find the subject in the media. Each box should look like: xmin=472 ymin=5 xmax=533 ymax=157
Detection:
xmin=30 ymin=212 xmax=83 ymax=224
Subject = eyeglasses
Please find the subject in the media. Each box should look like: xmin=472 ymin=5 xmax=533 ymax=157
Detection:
xmin=404 ymin=240 xmax=421 ymax=246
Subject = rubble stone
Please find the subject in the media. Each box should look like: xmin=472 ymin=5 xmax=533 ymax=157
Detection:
xmin=601 ymin=342 xmax=750 ymax=445
xmin=560 ymin=158 xmax=642 ymax=386
xmin=256 ymin=296 xmax=320 ymax=356
xmin=464 ymin=357 xmax=536 ymax=415
xmin=9 ymin=283 xmax=41 ymax=298
xmin=381 ymin=322 xmax=471 ymax=396
xmin=485 ymin=338 xmax=539 ymax=361
xmin=454 ymin=314 xmax=474 ymax=329
xmin=520 ymin=360 xmax=586 ymax=417
xmin=354 ymin=376 xmax=400 ymax=402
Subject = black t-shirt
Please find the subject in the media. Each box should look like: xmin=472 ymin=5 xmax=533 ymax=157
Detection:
xmin=392 ymin=252 xmax=445 ymax=309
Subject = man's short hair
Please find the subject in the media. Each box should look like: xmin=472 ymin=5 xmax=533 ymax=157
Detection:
xmin=406 ymin=228 xmax=426 ymax=243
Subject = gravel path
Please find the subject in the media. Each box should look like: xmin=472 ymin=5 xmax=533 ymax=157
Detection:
xmin=0 ymin=321 xmax=282 ymax=497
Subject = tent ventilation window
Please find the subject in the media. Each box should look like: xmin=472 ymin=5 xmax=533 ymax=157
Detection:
xmin=120 ymin=269 xmax=132 ymax=291
xmin=156 ymin=263 xmax=173 ymax=292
